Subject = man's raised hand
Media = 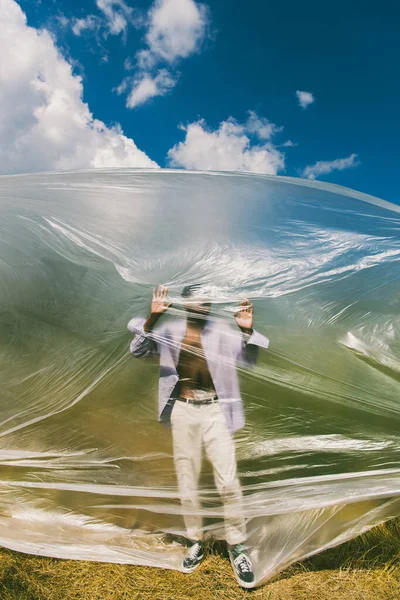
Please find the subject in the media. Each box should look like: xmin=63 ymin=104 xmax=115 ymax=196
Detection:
xmin=143 ymin=285 xmax=172 ymax=333
xmin=151 ymin=284 xmax=172 ymax=315
xmin=234 ymin=299 xmax=254 ymax=332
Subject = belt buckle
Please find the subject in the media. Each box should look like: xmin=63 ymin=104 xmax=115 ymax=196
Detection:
xmin=191 ymin=397 xmax=209 ymax=405
xmin=180 ymin=394 xmax=217 ymax=404
xmin=203 ymin=395 xmax=216 ymax=404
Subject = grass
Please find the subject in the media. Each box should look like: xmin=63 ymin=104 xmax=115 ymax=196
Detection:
xmin=0 ymin=519 xmax=399 ymax=600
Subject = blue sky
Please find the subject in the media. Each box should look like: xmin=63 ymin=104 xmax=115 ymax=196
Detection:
xmin=3 ymin=0 xmax=400 ymax=203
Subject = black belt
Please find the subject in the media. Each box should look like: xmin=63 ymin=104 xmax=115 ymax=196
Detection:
xmin=176 ymin=395 xmax=218 ymax=405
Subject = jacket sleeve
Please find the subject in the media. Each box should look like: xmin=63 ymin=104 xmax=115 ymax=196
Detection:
xmin=236 ymin=328 xmax=269 ymax=367
xmin=127 ymin=316 xmax=160 ymax=358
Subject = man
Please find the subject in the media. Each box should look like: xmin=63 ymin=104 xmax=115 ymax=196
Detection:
xmin=127 ymin=284 xmax=269 ymax=588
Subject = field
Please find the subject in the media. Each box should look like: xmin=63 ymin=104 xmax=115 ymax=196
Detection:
xmin=0 ymin=519 xmax=399 ymax=600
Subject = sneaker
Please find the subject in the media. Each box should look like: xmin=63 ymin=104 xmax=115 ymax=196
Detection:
xmin=228 ymin=543 xmax=255 ymax=588
xmin=182 ymin=540 xmax=204 ymax=573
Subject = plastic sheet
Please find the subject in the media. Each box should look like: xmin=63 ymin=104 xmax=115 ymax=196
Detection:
xmin=0 ymin=168 xmax=399 ymax=586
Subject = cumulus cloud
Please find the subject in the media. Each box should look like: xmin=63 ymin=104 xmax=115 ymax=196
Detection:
xmin=296 ymin=90 xmax=315 ymax=109
xmin=118 ymin=0 xmax=210 ymax=108
xmin=167 ymin=113 xmax=285 ymax=174
xmin=144 ymin=0 xmax=209 ymax=64
xmin=124 ymin=69 xmax=177 ymax=108
xmin=302 ymin=154 xmax=360 ymax=180
xmin=0 ymin=0 xmax=158 ymax=175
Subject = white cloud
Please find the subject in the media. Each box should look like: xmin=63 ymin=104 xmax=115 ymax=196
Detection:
xmin=95 ymin=0 xmax=135 ymax=36
xmin=246 ymin=110 xmax=283 ymax=140
xmin=123 ymin=56 xmax=134 ymax=70
xmin=302 ymin=154 xmax=360 ymax=180
xmin=119 ymin=0 xmax=210 ymax=108
xmin=69 ymin=0 xmax=136 ymax=38
xmin=0 ymin=0 xmax=158 ymax=175
xmin=145 ymin=0 xmax=209 ymax=64
xmin=57 ymin=15 xmax=70 ymax=29
xmin=296 ymin=90 xmax=315 ymax=109
xmin=125 ymin=69 xmax=177 ymax=108
xmin=167 ymin=114 xmax=285 ymax=174
xmin=71 ymin=15 xmax=101 ymax=36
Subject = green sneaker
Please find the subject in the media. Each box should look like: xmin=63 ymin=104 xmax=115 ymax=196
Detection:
xmin=182 ymin=540 xmax=204 ymax=573
xmin=228 ymin=543 xmax=255 ymax=588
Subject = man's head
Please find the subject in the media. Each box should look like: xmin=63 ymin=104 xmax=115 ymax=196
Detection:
xmin=181 ymin=284 xmax=211 ymax=316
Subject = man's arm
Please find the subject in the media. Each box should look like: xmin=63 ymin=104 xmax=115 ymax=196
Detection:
xmin=128 ymin=285 xmax=171 ymax=358
xmin=234 ymin=299 xmax=269 ymax=367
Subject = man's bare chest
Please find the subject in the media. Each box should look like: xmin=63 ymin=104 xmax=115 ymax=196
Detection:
xmin=180 ymin=325 xmax=204 ymax=350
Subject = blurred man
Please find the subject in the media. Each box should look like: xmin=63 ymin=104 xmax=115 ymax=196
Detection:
xmin=128 ymin=284 xmax=269 ymax=588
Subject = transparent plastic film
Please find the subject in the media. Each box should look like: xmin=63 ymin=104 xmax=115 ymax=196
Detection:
xmin=0 ymin=169 xmax=399 ymax=586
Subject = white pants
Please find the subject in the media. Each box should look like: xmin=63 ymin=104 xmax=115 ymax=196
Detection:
xmin=170 ymin=400 xmax=247 ymax=546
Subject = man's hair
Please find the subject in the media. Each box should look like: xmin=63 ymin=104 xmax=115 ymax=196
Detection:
xmin=181 ymin=284 xmax=202 ymax=298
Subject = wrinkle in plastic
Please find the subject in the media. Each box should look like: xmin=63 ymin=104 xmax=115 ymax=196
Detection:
xmin=0 ymin=168 xmax=400 ymax=585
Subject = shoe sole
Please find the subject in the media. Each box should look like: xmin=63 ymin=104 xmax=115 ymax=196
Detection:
xmin=229 ymin=554 xmax=256 ymax=589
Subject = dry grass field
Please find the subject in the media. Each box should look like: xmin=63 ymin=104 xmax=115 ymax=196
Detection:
xmin=0 ymin=519 xmax=399 ymax=600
